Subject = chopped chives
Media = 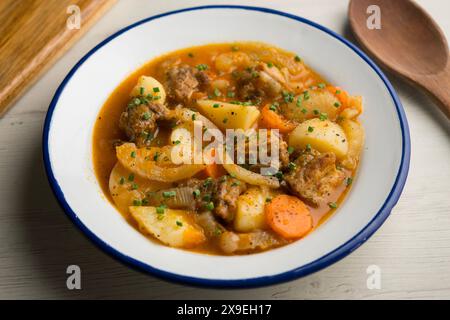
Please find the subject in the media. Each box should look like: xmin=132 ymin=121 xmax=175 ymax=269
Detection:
xmin=193 ymin=189 xmax=201 ymax=198
xmin=162 ymin=191 xmax=176 ymax=198
xmin=346 ymin=177 xmax=353 ymax=186
xmin=156 ymin=204 xmax=167 ymax=214
xmin=328 ymin=202 xmax=338 ymax=209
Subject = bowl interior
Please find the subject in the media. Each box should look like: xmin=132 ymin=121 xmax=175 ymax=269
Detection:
xmin=45 ymin=6 xmax=407 ymax=284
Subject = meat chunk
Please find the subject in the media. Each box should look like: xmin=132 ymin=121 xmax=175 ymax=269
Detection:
xmin=284 ymin=149 xmax=345 ymax=206
xmin=235 ymin=67 xmax=264 ymax=101
xmin=244 ymin=132 xmax=290 ymax=174
xmin=235 ymin=66 xmax=283 ymax=101
xmin=278 ymin=138 xmax=290 ymax=168
xmin=119 ymin=102 xmax=168 ymax=147
xmin=178 ymin=176 xmax=247 ymax=223
xmin=166 ymin=65 xmax=209 ymax=103
xmin=214 ymin=176 xmax=247 ymax=222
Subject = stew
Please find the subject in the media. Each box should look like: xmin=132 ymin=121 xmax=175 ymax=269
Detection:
xmin=93 ymin=42 xmax=364 ymax=255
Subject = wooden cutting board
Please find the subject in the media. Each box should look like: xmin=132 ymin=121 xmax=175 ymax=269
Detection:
xmin=0 ymin=0 xmax=116 ymax=117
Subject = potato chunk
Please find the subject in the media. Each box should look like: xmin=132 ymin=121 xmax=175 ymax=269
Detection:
xmin=130 ymin=206 xmax=206 ymax=248
xmin=109 ymin=162 xmax=171 ymax=215
xmin=234 ymin=187 xmax=267 ymax=232
xmin=130 ymin=76 xmax=166 ymax=104
xmin=288 ymin=118 xmax=348 ymax=158
xmin=282 ymin=89 xmax=340 ymax=123
xmin=340 ymin=119 xmax=364 ymax=169
xmin=196 ymin=100 xmax=260 ymax=130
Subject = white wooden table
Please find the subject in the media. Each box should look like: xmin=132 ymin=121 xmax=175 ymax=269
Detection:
xmin=0 ymin=0 xmax=449 ymax=299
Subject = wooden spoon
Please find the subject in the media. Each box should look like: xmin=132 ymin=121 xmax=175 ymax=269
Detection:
xmin=349 ymin=0 xmax=450 ymax=119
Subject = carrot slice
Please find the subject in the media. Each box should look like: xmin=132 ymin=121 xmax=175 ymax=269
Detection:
xmin=260 ymin=104 xmax=296 ymax=133
xmin=203 ymin=148 xmax=226 ymax=178
xmin=205 ymin=163 xmax=227 ymax=178
xmin=265 ymin=195 xmax=313 ymax=239
xmin=326 ymin=85 xmax=348 ymax=109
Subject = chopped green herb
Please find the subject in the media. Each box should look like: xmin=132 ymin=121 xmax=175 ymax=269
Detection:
xmin=133 ymin=199 xmax=142 ymax=206
xmin=283 ymin=91 xmax=294 ymax=103
xmin=313 ymin=109 xmax=320 ymax=115
xmin=130 ymin=151 xmax=137 ymax=158
xmin=193 ymin=189 xmax=201 ymax=198
xmin=152 ymin=87 xmax=160 ymax=93
xmin=227 ymin=91 xmax=235 ymax=98
xmin=202 ymin=194 xmax=212 ymax=202
xmin=214 ymin=88 xmax=221 ymax=97
xmin=301 ymin=108 xmax=308 ymax=114
xmin=153 ymin=152 xmax=160 ymax=161
xmin=231 ymin=181 xmax=240 ymax=187
xmin=139 ymin=87 xmax=145 ymax=95
xmin=128 ymin=173 xmax=134 ymax=181
xmin=188 ymin=52 xmax=194 ymax=58
xmin=214 ymin=228 xmax=222 ymax=236
xmin=296 ymin=97 xmax=302 ymax=107
xmin=319 ymin=113 xmax=328 ymax=121
xmin=265 ymin=197 xmax=272 ymax=203
xmin=142 ymin=112 xmax=151 ymax=120
xmin=162 ymin=191 xmax=176 ymax=198
xmin=156 ymin=204 xmax=167 ymax=214
xmin=203 ymin=177 xmax=213 ymax=187
xmin=192 ymin=113 xmax=196 ymax=120
xmin=318 ymin=83 xmax=326 ymax=89
xmin=274 ymin=171 xmax=284 ymax=180
xmin=269 ymin=104 xmax=277 ymax=111
xmin=119 ymin=177 xmax=125 ymax=185
xmin=303 ymin=90 xmax=310 ymax=100
xmin=196 ymin=64 xmax=208 ymax=71
xmin=204 ymin=202 xmax=215 ymax=211
xmin=287 ymin=146 xmax=295 ymax=154
xmin=328 ymin=202 xmax=338 ymax=209
xmin=176 ymin=221 xmax=183 ymax=227
xmin=346 ymin=177 xmax=353 ymax=186
xmin=213 ymin=103 xmax=220 ymax=108
xmin=308 ymin=126 xmax=314 ymax=133
xmin=288 ymin=162 xmax=297 ymax=171
xmin=172 ymin=140 xmax=181 ymax=145
xmin=294 ymin=55 xmax=302 ymax=62
xmin=305 ymin=143 xmax=312 ymax=152
xmin=334 ymin=102 xmax=341 ymax=108
xmin=335 ymin=90 xmax=341 ymax=94
xmin=131 ymin=183 xmax=138 ymax=190
xmin=267 ymin=62 xmax=274 ymax=68
xmin=222 ymin=118 xmax=228 ymax=124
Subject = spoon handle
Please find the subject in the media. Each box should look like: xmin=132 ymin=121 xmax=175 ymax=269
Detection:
xmin=415 ymin=62 xmax=450 ymax=119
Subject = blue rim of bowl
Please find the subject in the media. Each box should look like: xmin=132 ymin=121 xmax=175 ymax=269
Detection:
xmin=43 ymin=5 xmax=410 ymax=288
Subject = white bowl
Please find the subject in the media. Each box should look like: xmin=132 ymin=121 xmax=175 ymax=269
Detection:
xmin=43 ymin=5 xmax=410 ymax=287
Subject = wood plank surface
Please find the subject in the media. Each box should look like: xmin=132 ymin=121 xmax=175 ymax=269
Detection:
xmin=0 ymin=0 xmax=116 ymax=117
xmin=0 ymin=0 xmax=449 ymax=299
